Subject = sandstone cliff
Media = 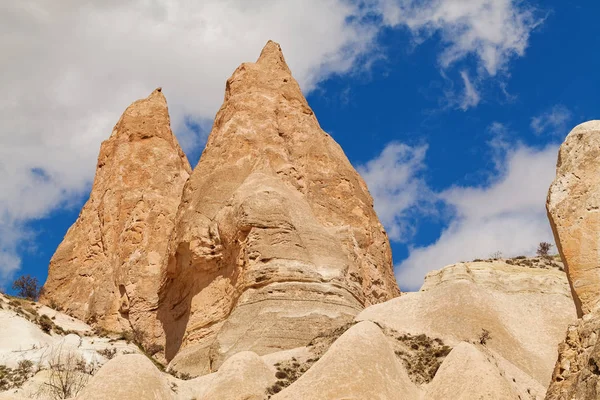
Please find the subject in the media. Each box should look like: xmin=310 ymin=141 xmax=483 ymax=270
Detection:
xmin=547 ymin=120 xmax=600 ymax=318
xmin=158 ymin=41 xmax=400 ymax=375
xmin=40 ymin=89 xmax=191 ymax=339
xmin=546 ymin=121 xmax=600 ymax=399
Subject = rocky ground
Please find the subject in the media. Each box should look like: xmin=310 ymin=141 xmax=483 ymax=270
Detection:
xmin=0 ymin=255 xmax=576 ymax=400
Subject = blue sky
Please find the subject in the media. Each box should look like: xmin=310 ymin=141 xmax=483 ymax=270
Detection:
xmin=1 ymin=1 xmax=599 ymax=293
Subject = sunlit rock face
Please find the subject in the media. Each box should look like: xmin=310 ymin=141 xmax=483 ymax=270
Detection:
xmin=158 ymin=41 xmax=400 ymax=375
xmin=546 ymin=121 xmax=600 ymax=400
xmin=41 ymin=89 xmax=192 ymax=341
xmin=547 ymin=120 xmax=600 ymax=318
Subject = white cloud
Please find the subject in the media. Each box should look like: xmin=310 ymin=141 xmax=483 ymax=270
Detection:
xmin=375 ymin=0 xmax=542 ymax=76
xmin=358 ymin=143 xmax=433 ymax=241
xmin=531 ymin=105 xmax=572 ymax=136
xmin=395 ymin=144 xmax=559 ymax=290
xmin=0 ymin=0 xmax=543 ymax=284
xmin=459 ymin=70 xmax=480 ymax=110
xmin=0 ymin=0 xmax=383 ymax=283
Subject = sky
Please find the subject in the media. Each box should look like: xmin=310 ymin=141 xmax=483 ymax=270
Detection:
xmin=1 ymin=0 xmax=599 ymax=293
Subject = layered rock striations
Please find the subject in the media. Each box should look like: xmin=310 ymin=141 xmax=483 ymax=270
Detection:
xmin=158 ymin=41 xmax=400 ymax=374
xmin=546 ymin=121 xmax=600 ymax=399
xmin=40 ymin=89 xmax=192 ymax=337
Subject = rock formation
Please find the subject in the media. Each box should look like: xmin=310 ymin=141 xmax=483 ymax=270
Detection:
xmin=272 ymin=321 xmax=420 ymax=400
xmin=40 ymin=89 xmax=191 ymax=339
xmin=357 ymin=258 xmax=576 ymax=389
xmin=546 ymin=121 xmax=600 ymax=399
xmin=547 ymin=120 xmax=600 ymax=318
xmin=158 ymin=40 xmax=400 ymax=374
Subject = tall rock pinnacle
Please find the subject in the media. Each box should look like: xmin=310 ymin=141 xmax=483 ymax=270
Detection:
xmin=41 ymin=89 xmax=192 ymax=336
xmin=547 ymin=120 xmax=600 ymax=318
xmin=159 ymin=41 xmax=400 ymax=375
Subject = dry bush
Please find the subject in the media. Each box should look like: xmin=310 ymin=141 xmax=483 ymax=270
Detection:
xmin=0 ymin=360 xmax=36 ymax=391
xmin=39 ymin=346 xmax=95 ymax=399
xmin=12 ymin=275 xmax=40 ymax=300
xmin=97 ymin=347 xmax=117 ymax=360
xmin=394 ymin=333 xmax=452 ymax=384
xmin=479 ymin=328 xmax=492 ymax=345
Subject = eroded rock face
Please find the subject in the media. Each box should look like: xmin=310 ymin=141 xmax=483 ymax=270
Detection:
xmin=272 ymin=321 xmax=421 ymax=400
xmin=545 ymin=121 xmax=600 ymax=400
xmin=546 ymin=311 xmax=600 ymax=400
xmin=159 ymin=41 xmax=400 ymax=374
xmin=40 ymin=89 xmax=191 ymax=337
xmin=547 ymin=120 xmax=600 ymax=318
xmin=357 ymin=259 xmax=577 ymax=389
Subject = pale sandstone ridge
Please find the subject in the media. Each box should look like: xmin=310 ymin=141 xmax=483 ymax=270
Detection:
xmin=545 ymin=121 xmax=600 ymax=399
xmin=547 ymin=120 xmax=600 ymax=318
xmin=358 ymin=259 xmax=576 ymax=390
xmin=158 ymin=40 xmax=400 ymax=375
xmin=41 ymin=88 xmax=192 ymax=339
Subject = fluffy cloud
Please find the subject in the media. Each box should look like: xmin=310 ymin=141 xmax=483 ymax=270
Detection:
xmin=358 ymin=143 xmax=433 ymax=241
xmin=376 ymin=0 xmax=542 ymax=76
xmin=531 ymin=105 xmax=573 ymax=135
xmin=0 ymin=0 xmax=384 ymax=283
xmin=395 ymin=144 xmax=559 ymax=290
xmin=374 ymin=0 xmax=542 ymax=109
xmin=0 ymin=0 xmax=542 ymax=283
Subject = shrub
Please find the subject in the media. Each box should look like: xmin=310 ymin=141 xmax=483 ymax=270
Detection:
xmin=41 ymin=345 xmax=94 ymax=399
xmin=146 ymin=343 xmax=164 ymax=356
xmin=479 ymin=328 xmax=492 ymax=345
xmin=537 ymin=242 xmax=553 ymax=258
xmin=12 ymin=275 xmax=40 ymax=300
xmin=39 ymin=314 xmax=54 ymax=333
xmin=97 ymin=348 xmax=117 ymax=360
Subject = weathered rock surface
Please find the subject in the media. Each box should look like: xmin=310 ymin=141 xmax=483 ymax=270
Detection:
xmin=358 ymin=259 xmax=577 ymax=388
xmin=546 ymin=311 xmax=600 ymax=399
xmin=173 ymin=351 xmax=275 ymax=400
xmin=272 ymin=321 xmax=420 ymax=400
xmin=545 ymin=121 xmax=600 ymax=400
xmin=40 ymin=89 xmax=191 ymax=339
xmin=426 ymin=342 xmax=545 ymax=400
xmin=547 ymin=120 xmax=600 ymax=318
xmin=159 ymin=40 xmax=399 ymax=374
xmin=75 ymin=354 xmax=174 ymax=400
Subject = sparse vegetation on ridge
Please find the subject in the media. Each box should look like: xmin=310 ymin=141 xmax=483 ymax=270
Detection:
xmin=0 ymin=360 xmax=36 ymax=391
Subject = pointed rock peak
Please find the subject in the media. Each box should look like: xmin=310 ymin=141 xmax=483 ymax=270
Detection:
xmin=109 ymin=88 xmax=184 ymax=149
xmin=256 ymin=40 xmax=291 ymax=73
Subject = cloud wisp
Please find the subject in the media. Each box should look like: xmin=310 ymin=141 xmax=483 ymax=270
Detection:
xmin=374 ymin=0 xmax=542 ymax=109
xmin=531 ymin=105 xmax=573 ymax=136
xmin=362 ymin=137 xmax=560 ymax=291
xmin=357 ymin=143 xmax=434 ymax=241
